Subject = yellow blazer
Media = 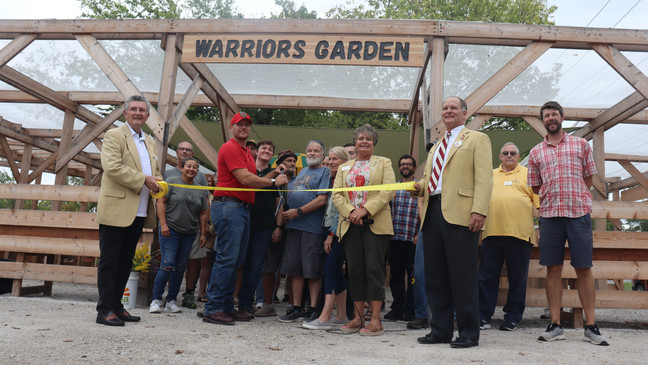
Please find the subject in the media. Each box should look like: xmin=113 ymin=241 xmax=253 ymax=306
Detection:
xmin=97 ymin=123 xmax=161 ymax=228
xmin=332 ymin=155 xmax=396 ymax=239
xmin=419 ymin=127 xmax=493 ymax=227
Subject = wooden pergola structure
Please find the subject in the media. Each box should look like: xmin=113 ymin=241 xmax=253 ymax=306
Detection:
xmin=0 ymin=19 xmax=647 ymax=323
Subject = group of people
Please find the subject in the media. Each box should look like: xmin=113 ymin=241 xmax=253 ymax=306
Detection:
xmin=95 ymin=94 xmax=608 ymax=347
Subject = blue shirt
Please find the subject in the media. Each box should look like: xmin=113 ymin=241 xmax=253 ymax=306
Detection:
xmin=391 ymin=179 xmax=420 ymax=242
xmin=286 ymin=166 xmax=329 ymax=234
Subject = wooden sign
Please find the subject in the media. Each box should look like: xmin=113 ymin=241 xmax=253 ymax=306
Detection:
xmin=182 ymin=35 xmax=425 ymax=67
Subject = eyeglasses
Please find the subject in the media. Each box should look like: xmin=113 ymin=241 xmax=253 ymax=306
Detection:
xmin=501 ymin=151 xmax=518 ymax=156
xmin=178 ymin=147 xmax=193 ymax=152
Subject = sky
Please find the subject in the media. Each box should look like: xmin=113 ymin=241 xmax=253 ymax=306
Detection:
xmin=0 ymin=0 xmax=646 ymax=29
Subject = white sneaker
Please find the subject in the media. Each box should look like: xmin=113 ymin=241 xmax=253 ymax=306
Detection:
xmin=149 ymin=299 xmax=162 ymax=313
xmin=165 ymin=299 xmax=182 ymax=313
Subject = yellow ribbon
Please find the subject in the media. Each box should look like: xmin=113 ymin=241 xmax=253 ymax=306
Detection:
xmin=150 ymin=180 xmax=416 ymax=199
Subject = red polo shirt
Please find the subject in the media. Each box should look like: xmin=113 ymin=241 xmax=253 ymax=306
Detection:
xmin=215 ymin=138 xmax=256 ymax=204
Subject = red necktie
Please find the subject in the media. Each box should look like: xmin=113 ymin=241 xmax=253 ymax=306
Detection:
xmin=428 ymin=131 xmax=451 ymax=194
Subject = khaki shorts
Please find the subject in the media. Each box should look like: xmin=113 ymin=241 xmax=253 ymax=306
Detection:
xmin=188 ymin=234 xmax=207 ymax=259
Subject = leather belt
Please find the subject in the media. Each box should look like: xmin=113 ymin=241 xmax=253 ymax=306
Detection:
xmin=430 ymin=194 xmax=441 ymax=200
xmin=215 ymin=196 xmax=251 ymax=209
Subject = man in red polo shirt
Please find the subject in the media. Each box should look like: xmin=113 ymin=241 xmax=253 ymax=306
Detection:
xmin=203 ymin=112 xmax=288 ymax=326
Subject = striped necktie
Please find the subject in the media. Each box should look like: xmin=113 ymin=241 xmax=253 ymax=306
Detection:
xmin=428 ymin=131 xmax=452 ymax=194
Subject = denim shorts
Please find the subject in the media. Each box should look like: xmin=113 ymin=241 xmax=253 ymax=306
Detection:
xmin=538 ymin=214 xmax=593 ymax=268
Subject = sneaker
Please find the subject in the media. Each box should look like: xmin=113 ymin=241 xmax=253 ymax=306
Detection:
xmin=480 ymin=320 xmax=491 ymax=330
xmin=165 ymin=299 xmax=182 ymax=313
xmin=278 ymin=307 xmax=304 ymax=323
xmin=538 ymin=323 xmax=566 ymax=341
xmin=282 ymin=294 xmax=289 ymax=303
xmin=302 ymin=318 xmax=332 ymax=330
xmin=584 ymin=324 xmax=609 ymax=346
xmin=182 ymin=294 xmax=197 ymax=309
xmin=255 ymin=304 xmax=277 ymax=317
xmin=499 ymin=320 xmax=517 ymax=331
xmin=255 ymin=302 xmax=264 ymax=310
xmin=540 ymin=307 xmax=551 ymax=319
xmin=303 ymin=307 xmax=318 ymax=323
xmin=407 ymin=317 xmax=429 ymax=330
xmin=331 ymin=317 xmax=348 ymax=326
xmin=149 ymin=299 xmax=162 ymax=313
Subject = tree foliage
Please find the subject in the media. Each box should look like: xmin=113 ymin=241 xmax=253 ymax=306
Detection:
xmin=79 ymin=0 xmax=182 ymax=19
xmin=270 ymin=0 xmax=317 ymax=19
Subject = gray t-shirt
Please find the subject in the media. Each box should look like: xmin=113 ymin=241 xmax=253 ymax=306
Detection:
xmin=163 ymin=175 xmax=208 ymax=234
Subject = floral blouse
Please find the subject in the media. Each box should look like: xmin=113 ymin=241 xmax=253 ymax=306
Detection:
xmin=346 ymin=160 xmax=371 ymax=209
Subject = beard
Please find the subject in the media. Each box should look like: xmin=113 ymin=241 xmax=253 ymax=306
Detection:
xmin=400 ymin=169 xmax=413 ymax=178
xmin=285 ymin=168 xmax=295 ymax=178
xmin=306 ymin=155 xmax=323 ymax=167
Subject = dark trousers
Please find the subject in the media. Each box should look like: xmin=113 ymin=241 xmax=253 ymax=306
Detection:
xmin=388 ymin=240 xmax=415 ymax=316
xmin=478 ymin=236 xmax=532 ymax=324
xmin=96 ymin=218 xmax=145 ymax=315
xmin=341 ymin=224 xmax=390 ymax=301
xmin=422 ymin=197 xmax=480 ymax=341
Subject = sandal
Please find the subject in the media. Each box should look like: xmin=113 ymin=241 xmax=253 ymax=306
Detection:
xmin=359 ymin=322 xmax=384 ymax=336
xmin=364 ymin=310 xmax=372 ymax=322
xmin=340 ymin=320 xmax=363 ymax=334
xmin=197 ymin=296 xmax=208 ymax=302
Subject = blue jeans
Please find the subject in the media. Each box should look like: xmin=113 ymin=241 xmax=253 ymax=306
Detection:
xmin=478 ymin=236 xmax=532 ymax=324
xmin=152 ymin=227 xmax=195 ymax=302
xmin=323 ymin=236 xmax=347 ymax=295
xmin=413 ymin=231 xmax=428 ymax=319
xmin=238 ymin=228 xmax=273 ymax=310
xmin=204 ymin=200 xmax=250 ymax=314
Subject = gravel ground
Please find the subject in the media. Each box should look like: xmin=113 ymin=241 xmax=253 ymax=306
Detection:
xmin=1 ymin=281 xmax=647 ymax=364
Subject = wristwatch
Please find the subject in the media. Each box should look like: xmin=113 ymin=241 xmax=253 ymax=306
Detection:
xmin=270 ymin=178 xmax=276 ymax=187
xmin=297 ymin=207 xmax=303 ymax=216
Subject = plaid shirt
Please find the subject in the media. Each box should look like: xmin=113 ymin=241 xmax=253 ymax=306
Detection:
xmin=391 ymin=180 xmax=420 ymax=242
xmin=527 ymin=133 xmax=596 ymax=218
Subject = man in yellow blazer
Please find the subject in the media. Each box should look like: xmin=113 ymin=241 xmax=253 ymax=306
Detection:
xmin=414 ymin=96 xmax=492 ymax=348
xmin=96 ymin=95 xmax=162 ymax=327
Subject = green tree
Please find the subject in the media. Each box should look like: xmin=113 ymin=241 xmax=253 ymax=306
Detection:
xmin=183 ymin=0 xmax=243 ymax=19
xmin=79 ymin=0 xmax=182 ymax=19
xmin=327 ymin=0 xmax=559 ymax=132
xmin=270 ymin=0 xmax=317 ymax=19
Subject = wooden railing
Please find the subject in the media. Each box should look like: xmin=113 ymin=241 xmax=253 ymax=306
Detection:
xmin=0 ymin=184 xmax=152 ymax=296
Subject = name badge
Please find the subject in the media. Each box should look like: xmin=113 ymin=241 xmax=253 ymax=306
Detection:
xmin=341 ymin=166 xmax=351 ymax=171
xmin=504 ymin=181 xmax=513 ymax=186
xmin=454 ymin=141 xmax=462 ymax=148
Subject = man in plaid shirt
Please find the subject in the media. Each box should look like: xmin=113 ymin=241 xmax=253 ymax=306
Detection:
xmin=527 ymin=101 xmax=608 ymax=346
xmin=385 ymin=155 xmax=420 ymax=322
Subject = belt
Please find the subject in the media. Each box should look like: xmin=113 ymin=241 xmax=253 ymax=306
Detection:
xmin=430 ymin=194 xmax=441 ymax=200
xmin=215 ymin=196 xmax=251 ymax=209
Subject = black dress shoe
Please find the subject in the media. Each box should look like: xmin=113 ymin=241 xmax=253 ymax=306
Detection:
xmin=450 ymin=337 xmax=479 ymax=348
xmin=96 ymin=312 xmax=125 ymax=327
xmin=117 ymin=311 xmax=141 ymax=322
xmin=417 ymin=332 xmax=452 ymax=344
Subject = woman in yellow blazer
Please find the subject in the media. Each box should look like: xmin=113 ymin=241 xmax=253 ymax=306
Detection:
xmin=332 ymin=124 xmax=395 ymax=336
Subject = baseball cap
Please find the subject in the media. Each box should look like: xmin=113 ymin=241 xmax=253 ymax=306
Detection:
xmin=231 ymin=111 xmax=252 ymax=126
xmin=246 ymin=139 xmax=257 ymax=148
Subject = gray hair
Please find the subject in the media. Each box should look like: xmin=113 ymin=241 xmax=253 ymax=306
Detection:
xmin=500 ymin=142 xmax=519 ymax=154
xmin=444 ymin=96 xmax=467 ymax=112
xmin=125 ymin=94 xmax=151 ymax=112
xmin=306 ymin=139 xmax=325 ymax=154
xmin=353 ymin=124 xmax=379 ymax=146
xmin=329 ymin=146 xmax=350 ymax=161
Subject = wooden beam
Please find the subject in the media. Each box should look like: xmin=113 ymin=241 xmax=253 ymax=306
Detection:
xmin=498 ymin=289 xmax=648 ymax=309
xmin=0 ymin=209 xmax=98 ymax=230
xmin=52 ymin=110 xmax=75 ymax=211
xmin=75 ymin=34 xmax=165 ymax=141
xmin=0 ymin=34 xmax=37 ymax=67
xmin=522 ymin=116 xmax=547 ymax=138
xmin=157 ymin=33 xmax=180 ymax=173
xmin=591 ymin=200 xmax=648 ymax=220
xmin=591 ymin=43 xmax=648 ymax=100
xmin=572 ymin=91 xmax=648 ymax=140
xmin=27 ymin=151 xmax=58 ymax=184
xmin=621 ymin=184 xmax=648 ymax=202
xmin=466 ymin=114 xmax=492 ymax=130
xmin=593 ymin=231 xmax=648 ymax=249
xmin=527 ymin=260 xmax=648 ymax=280
xmin=408 ymin=38 xmax=433 ymax=123
xmin=605 ymin=153 xmax=648 ymax=163
xmin=168 ymin=74 xmax=204 ymax=137
xmin=56 ymin=105 xmax=124 ymax=172
xmin=0 ymin=134 xmax=20 ymax=179
xmin=0 ymin=183 xmax=100 ymax=202
xmin=431 ymin=41 xmax=554 ymax=141
xmin=609 ymin=171 xmax=648 ymax=191
xmin=0 ymin=66 xmax=100 ymax=125
xmin=0 ymin=261 xmax=98 ymax=284
xmin=191 ymin=63 xmax=240 ymax=113
xmin=618 ymin=160 xmax=648 ymax=193
xmin=0 ymin=235 xmax=100 ymax=257
xmin=0 ymin=123 xmax=101 ymax=170
xmin=426 ymin=37 xmax=446 ymax=144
